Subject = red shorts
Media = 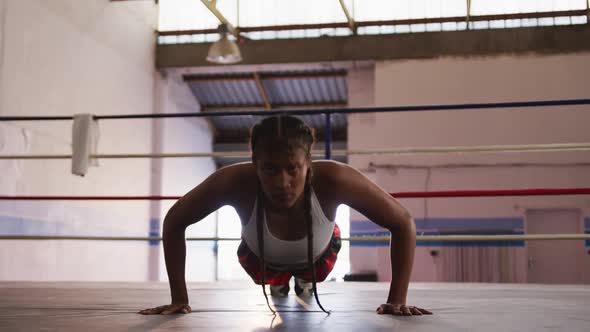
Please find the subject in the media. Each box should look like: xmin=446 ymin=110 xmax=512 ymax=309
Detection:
xmin=237 ymin=223 xmax=342 ymax=286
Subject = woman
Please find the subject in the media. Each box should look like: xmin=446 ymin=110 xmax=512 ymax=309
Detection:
xmin=139 ymin=116 xmax=431 ymax=316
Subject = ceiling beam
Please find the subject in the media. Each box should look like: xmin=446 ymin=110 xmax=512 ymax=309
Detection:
xmin=158 ymin=10 xmax=588 ymax=36
xmin=183 ymin=72 xmax=346 ymax=82
xmin=338 ymin=0 xmax=356 ymax=34
xmin=157 ymin=25 xmax=590 ymax=67
xmin=201 ymin=103 xmax=347 ymax=112
xmin=253 ymin=72 xmax=271 ymax=111
xmin=110 ymin=0 xmax=159 ymax=3
xmin=200 ymin=0 xmax=238 ymax=36
xmin=466 ymin=0 xmax=472 ymax=30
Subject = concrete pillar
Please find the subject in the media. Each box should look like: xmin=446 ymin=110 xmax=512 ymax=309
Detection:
xmin=148 ymin=71 xmax=166 ymax=281
xmin=346 ymin=63 xmax=384 ymax=279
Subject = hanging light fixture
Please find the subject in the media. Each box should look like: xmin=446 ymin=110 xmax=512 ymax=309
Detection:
xmin=206 ymin=23 xmax=242 ymax=64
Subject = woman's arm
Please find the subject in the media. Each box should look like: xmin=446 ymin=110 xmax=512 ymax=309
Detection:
xmin=318 ymin=161 xmax=431 ymax=316
xmin=140 ymin=164 xmax=246 ymax=314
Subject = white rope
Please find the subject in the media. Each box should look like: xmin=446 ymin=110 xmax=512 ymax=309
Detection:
xmin=1 ymin=143 xmax=589 ymax=159
xmin=352 ymin=234 xmax=590 ymax=241
xmin=0 ymin=234 xmax=588 ymax=241
xmin=343 ymin=143 xmax=590 ymax=155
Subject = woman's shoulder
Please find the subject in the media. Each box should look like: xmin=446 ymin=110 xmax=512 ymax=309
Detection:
xmin=310 ymin=160 xmax=356 ymax=213
xmin=311 ymin=160 xmax=353 ymax=186
xmin=211 ymin=162 xmax=258 ymax=205
xmin=218 ymin=162 xmax=257 ymax=183
xmin=219 ymin=161 xmax=255 ymax=173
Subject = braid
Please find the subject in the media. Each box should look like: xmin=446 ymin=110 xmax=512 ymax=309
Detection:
xmin=250 ymin=116 xmax=315 ymax=158
xmin=304 ymin=171 xmax=330 ymax=314
xmin=256 ymin=180 xmax=275 ymax=314
xmin=250 ymin=115 xmax=321 ymax=314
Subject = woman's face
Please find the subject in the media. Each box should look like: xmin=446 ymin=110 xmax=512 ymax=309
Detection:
xmin=254 ymin=146 xmax=310 ymax=210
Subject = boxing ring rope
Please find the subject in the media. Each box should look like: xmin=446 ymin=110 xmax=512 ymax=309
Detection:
xmin=0 ymin=234 xmax=589 ymax=242
xmin=1 ymin=98 xmax=590 ymax=244
xmin=2 ymin=98 xmax=589 ymax=161
xmin=1 ymin=188 xmax=590 ymax=201
xmin=2 ymin=98 xmax=590 ymax=121
xmin=1 ymin=188 xmax=589 ymax=242
xmin=1 ymin=142 xmax=590 ymax=160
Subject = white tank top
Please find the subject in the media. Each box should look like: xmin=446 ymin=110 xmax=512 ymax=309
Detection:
xmin=241 ymin=188 xmax=335 ymax=268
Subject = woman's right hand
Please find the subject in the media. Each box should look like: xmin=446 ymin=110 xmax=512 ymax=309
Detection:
xmin=138 ymin=304 xmax=192 ymax=315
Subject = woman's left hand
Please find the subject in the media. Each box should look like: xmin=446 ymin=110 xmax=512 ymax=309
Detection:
xmin=376 ymin=303 xmax=432 ymax=316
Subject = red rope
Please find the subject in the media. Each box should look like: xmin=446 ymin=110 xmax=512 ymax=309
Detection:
xmin=392 ymin=188 xmax=590 ymax=198
xmin=1 ymin=188 xmax=589 ymax=200
xmin=0 ymin=196 xmax=181 ymax=200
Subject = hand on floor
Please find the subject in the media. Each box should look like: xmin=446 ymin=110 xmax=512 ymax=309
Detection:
xmin=138 ymin=304 xmax=192 ymax=315
xmin=376 ymin=303 xmax=432 ymax=316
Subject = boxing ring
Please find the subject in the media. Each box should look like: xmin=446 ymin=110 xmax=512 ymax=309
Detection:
xmin=1 ymin=99 xmax=590 ymax=331
xmin=1 ymin=281 xmax=589 ymax=331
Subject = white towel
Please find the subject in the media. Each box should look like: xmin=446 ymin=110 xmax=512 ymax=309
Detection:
xmin=71 ymin=113 xmax=99 ymax=176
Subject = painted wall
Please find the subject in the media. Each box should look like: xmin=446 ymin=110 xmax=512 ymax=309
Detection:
xmin=348 ymin=53 xmax=590 ymax=283
xmin=0 ymin=0 xmax=216 ymax=281
xmin=155 ymin=70 xmax=217 ymax=282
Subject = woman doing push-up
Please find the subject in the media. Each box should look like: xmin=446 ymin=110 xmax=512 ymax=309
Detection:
xmin=139 ymin=115 xmax=431 ymax=316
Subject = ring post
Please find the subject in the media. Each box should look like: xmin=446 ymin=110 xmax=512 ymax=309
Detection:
xmin=324 ymin=112 xmax=332 ymax=160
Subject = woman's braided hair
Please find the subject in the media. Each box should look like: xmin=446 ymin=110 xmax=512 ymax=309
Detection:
xmin=250 ymin=115 xmax=329 ymax=314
